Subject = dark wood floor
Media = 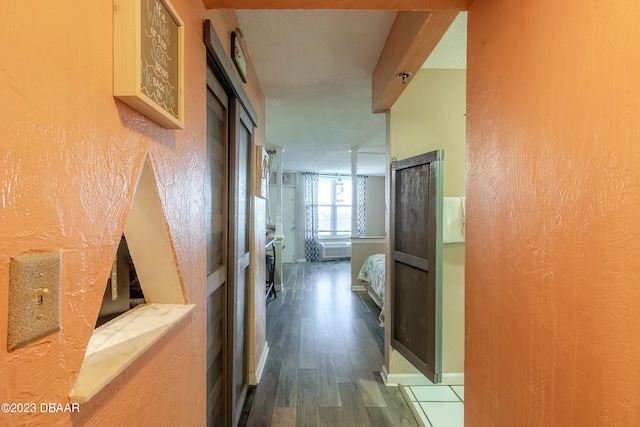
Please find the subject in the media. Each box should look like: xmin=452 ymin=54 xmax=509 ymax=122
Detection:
xmin=245 ymin=261 xmax=418 ymax=427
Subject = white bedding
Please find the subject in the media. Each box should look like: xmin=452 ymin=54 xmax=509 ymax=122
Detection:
xmin=357 ymin=253 xmax=386 ymax=325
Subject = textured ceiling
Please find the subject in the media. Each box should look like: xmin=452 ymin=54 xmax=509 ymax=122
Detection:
xmin=237 ymin=10 xmax=395 ymax=175
xmin=236 ymin=10 xmax=466 ymax=176
xmin=422 ymin=12 xmax=467 ymax=69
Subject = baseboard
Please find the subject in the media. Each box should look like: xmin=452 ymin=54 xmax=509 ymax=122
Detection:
xmin=382 ymin=365 xmax=464 ymax=386
xmin=351 ymin=284 xmax=366 ymax=291
xmin=255 ymin=344 xmax=270 ymax=383
xmin=381 ymin=365 xmax=390 ymax=384
xmin=275 ymin=282 xmax=282 ymax=291
xmin=297 ymin=258 xmax=306 ymax=263
xmin=439 ymin=372 xmax=464 ymax=385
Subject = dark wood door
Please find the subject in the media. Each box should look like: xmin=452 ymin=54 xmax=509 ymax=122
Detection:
xmin=391 ymin=150 xmax=444 ymax=383
xmin=206 ymin=68 xmax=229 ymax=426
xmin=206 ymin=69 xmax=254 ymax=426
xmin=204 ymin=20 xmax=258 ymax=425
xmin=228 ymin=100 xmax=254 ymax=424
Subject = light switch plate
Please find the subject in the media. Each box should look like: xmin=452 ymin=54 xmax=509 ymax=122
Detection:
xmin=7 ymin=252 xmax=61 ymax=350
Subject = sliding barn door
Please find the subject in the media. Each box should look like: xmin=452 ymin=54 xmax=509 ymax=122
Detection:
xmin=205 ymin=68 xmax=255 ymax=427
xmin=206 ymin=68 xmax=229 ymax=426
xmin=228 ymin=100 xmax=254 ymax=424
xmin=391 ymin=150 xmax=444 ymax=383
xmin=205 ymin=20 xmax=259 ymax=425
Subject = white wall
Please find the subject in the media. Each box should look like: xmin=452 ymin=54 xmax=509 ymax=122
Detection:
xmin=365 ymin=176 xmax=386 ymax=236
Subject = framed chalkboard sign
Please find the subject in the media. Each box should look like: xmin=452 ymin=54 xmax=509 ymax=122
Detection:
xmin=114 ymin=0 xmax=184 ymax=129
xmin=232 ymin=31 xmax=247 ymax=83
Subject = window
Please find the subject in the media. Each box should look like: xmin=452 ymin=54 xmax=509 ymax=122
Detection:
xmin=318 ymin=176 xmax=352 ymax=237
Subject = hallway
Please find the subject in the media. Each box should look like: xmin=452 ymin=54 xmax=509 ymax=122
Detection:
xmin=244 ymin=261 xmax=418 ymax=426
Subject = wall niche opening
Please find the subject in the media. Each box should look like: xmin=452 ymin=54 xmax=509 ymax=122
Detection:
xmin=95 ymin=236 xmax=145 ymax=328
xmin=70 ymin=158 xmax=194 ymax=404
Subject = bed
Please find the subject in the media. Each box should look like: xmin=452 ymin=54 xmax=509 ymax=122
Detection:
xmin=357 ymin=253 xmax=386 ymax=326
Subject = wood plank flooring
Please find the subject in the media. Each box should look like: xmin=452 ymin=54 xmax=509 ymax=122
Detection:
xmin=245 ymin=261 xmax=417 ymax=427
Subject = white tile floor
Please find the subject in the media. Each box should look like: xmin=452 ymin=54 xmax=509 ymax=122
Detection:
xmin=403 ymin=385 xmax=464 ymax=427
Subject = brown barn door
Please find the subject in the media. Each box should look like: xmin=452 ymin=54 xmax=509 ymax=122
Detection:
xmin=205 ymin=21 xmax=259 ymax=425
xmin=206 ymin=69 xmax=255 ymax=427
xmin=206 ymin=68 xmax=229 ymax=426
xmin=391 ymin=150 xmax=444 ymax=383
xmin=228 ymin=100 xmax=254 ymax=424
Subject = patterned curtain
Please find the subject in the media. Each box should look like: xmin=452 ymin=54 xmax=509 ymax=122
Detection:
xmin=357 ymin=175 xmax=367 ymax=237
xmin=303 ymin=172 xmax=320 ymax=261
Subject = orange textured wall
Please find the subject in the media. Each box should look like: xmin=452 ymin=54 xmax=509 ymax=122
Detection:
xmin=466 ymin=0 xmax=640 ymax=425
xmin=0 ymin=0 xmax=208 ymax=425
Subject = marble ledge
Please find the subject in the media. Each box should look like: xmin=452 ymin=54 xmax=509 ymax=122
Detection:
xmin=70 ymin=303 xmax=195 ymax=404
